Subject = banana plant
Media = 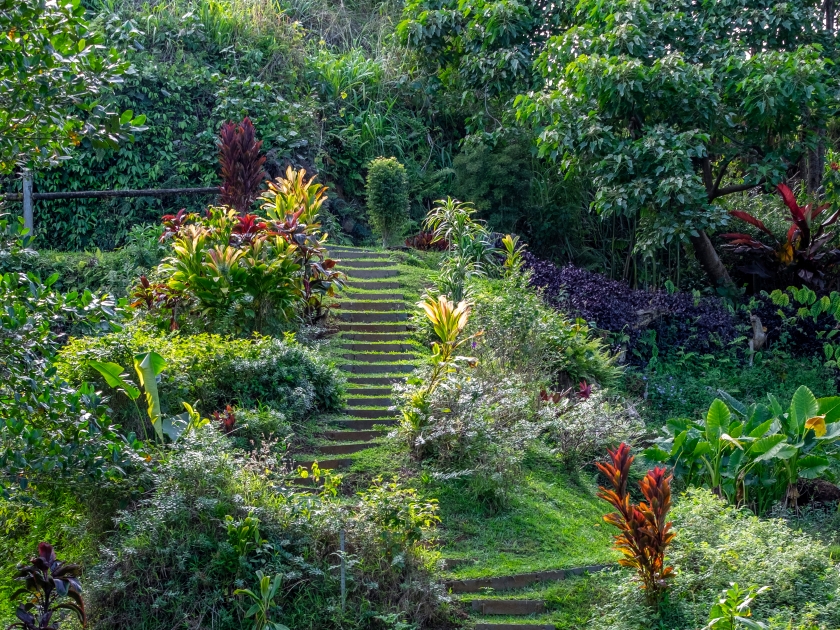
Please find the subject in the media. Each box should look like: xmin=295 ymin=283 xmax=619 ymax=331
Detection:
xmin=90 ymin=352 xmax=174 ymax=443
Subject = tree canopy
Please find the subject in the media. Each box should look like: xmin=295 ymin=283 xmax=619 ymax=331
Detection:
xmin=0 ymin=0 xmax=146 ymax=174
xmin=515 ymin=0 xmax=839 ymax=284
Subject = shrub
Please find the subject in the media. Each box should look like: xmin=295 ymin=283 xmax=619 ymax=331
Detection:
xmin=366 ymin=157 xmax=409 ymax=247
xmin=468 ymin=274 xmax=620 ymax=388
xmin=524 ymin=252 xmax=737 ymax=360
xmin=56 ymin=323 xmax=344 ymax=431
xmin=592 ymin=489 xmax=840 ymax=630
xmin=87 ymin=428 xmax=446 ymax=630
xmin=544 ymin=389 xmax=644 ymax=470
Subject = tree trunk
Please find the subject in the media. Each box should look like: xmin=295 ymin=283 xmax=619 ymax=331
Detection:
xmin=806 ymin=128 xmax=826 ymax=195
xmin=690 ymin=230 xmax=733 ymax=288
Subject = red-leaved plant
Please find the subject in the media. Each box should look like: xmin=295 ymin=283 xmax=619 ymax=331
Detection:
xmin=597 ymin=443 xmax=675 ymax=606
xmin=721 ymin=183 xmax=840 ymax=288
xmin=219 ymin=117 xmax=267 ymax=214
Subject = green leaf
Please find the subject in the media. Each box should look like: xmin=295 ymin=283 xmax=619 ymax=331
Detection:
xmin=89 ymin=360 xmax=140 ymax=400
xmin=819 ymin=396 xmax=840 ymax=422
xmin=797 ymin=454 xmax=830 ymax=479
xmin=706 ymin=399 xmax=730 ymax=442
xmin=133 ymin=351 xmax=166 ymax=442
xmin=120 ymin=109 xmax=134 ymax=124
xmin=749 ymin=434 xmax=786 ymax=461
xmin=747 ymin=419 xmax=774 ymax=438
xmin=790 ymin=385 xmax=819 ymax=430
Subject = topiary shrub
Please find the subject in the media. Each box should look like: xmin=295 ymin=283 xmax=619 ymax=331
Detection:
xmin=56 ymin=323 xmax=345 ymax=430
xmin=366 ymin=156 xmax=409 ymax=247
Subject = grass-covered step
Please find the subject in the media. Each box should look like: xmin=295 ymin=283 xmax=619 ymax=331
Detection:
xmin=473 ymin=624 xmax=554 ymax=630
xmin=344 ymin=292 xmax=405 ymax=301
xmin=346 ymin=408 xmax=394 ymax=419
xmin=337 ymin=312 xmax=409 ymax=323
xmin=470 ymin=600 xmax=546 ymax=615
xmin=346 ymin=376 xmax=401 ymax=386
xmin=346 ymin=280 xmax=401 ymax=290
xmin=329 ymin=250 xmax=391 ymax=260
xmin=338 ymin=301 xmax=407 ymax=311
xmin=341 ymin=363 xmax=414 ymax=374
xmin=345 ymin=268 xmax=400 ymax=279
xmin=446 ymin=565 xmax=610 ymax=594
xmin=339 ymin=332 xmax=412 ymax=342
xmin=341 ymin=342 xmax=414 ymax=353
xmin=322 ymin=429 xmax=383 ymax=441
xmin=346 ymin=397 xmax=392 ymax=407
xmin=295 ymin=457 xmax=353 ymax=470
xmin=316 ymin=442 xmax=378 ymax=455
xmin=346 ymin=386 xmax=393 ymax=396
xmin=332 ymin=418 xmax=398 ymax=430
xmin=342 ymin=352 xmax=416 ymax=363
xmin=339 ymin=259 xmax=396 ymax=269
xmin=337 ymin=323 xmax=410 ymax=333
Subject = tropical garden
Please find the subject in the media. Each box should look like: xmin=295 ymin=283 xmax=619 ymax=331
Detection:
xmin=3 ymin=0 xmax=840 ymax=627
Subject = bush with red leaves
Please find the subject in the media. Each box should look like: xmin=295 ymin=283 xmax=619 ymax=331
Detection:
xmin=218 ymin=117 xmax=267 ymax=214
xmin=524 ymin=252 xmax=737 ymax=361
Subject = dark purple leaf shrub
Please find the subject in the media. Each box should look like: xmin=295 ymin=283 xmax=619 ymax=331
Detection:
xmin=524 ymin=253 xmax=738 ymax=362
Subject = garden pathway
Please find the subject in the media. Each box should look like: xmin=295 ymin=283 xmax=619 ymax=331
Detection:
xmin=300 ymin=246 xmax=609 ymax=629
xmin=297 ymin=246 xmax=418 ymax=470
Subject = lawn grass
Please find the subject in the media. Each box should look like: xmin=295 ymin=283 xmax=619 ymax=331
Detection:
xmin=436 ymin=451 xmax=618 ymax=580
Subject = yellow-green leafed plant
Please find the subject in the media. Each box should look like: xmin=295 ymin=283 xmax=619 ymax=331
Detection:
xmin=501 ymin=234 xmax=526 ymax=277
xmin=259 ymin=164 xmax=327 ymax=224
xmin=400 ymin=295 xmax=482 ymax=455
xmin=234 ymin=571 xmax=290 ymax=630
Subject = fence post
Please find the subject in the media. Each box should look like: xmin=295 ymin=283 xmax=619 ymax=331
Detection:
xmin=22 ymin=171 xmax=34 ymax=234
xmin=340 ymin=528 xmax=346 ymax=611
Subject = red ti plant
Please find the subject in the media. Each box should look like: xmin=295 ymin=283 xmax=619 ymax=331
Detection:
xmin=160 ymin=208 xmax=195 ymax=243
xmin=130 ymin=276 xmax=185 ymax=331
xmin=721 ymin=184 xmax=840 ymax=288
xmin=230 ymin=213 xmax=268 ymax=246
xmin=8 ymin=543 xmax=86 ymax=630
xmin=214 ymin=405 xmax=236 ymax=434
xmin=218 ymin=117 xmax=267 ymax=214
xmin=597 ymin=444 xmax=675 ymax=606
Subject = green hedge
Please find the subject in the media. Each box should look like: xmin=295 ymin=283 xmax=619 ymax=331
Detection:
xmin=57 ymin=324 xmax=345 ymax=428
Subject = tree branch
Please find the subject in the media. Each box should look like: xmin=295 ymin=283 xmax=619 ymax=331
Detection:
xmin=710 ymin=157 xmax=734 ymax=199
xmin=711 ymin=179 xmax=766 ymax=200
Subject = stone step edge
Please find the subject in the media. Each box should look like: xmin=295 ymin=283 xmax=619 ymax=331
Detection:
xmin=473 ymin=624 xmax=554 ymax=630
xmin=445 ymin=564 xmax=612 ymax=594
xmin=470 ymin=599 xmax=546 ymax=615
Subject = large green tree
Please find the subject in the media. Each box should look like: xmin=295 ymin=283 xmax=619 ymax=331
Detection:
xmin=515 ymin=0 xmax=838 ymax=286
xmin=0 ymin=0 xmax=145 ymax=173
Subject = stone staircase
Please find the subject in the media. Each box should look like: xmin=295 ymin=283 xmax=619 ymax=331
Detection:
xmin=296 ymin=246 xmax=420 ymax=472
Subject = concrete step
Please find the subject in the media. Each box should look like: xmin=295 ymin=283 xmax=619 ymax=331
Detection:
xmin=338 ymin=311 xmax=409 ymax=323
xmin=445 ymin=565 xmax=610 ymax=594
xmin=333 ymin=418 xmax=398 ymax=430
xmin=347 ymin=376 xmax=402 ymax=386
xmin=343 ymin=352 xmax=416 ymax=363
xmin=347 ymin=280 xmax=400 ymax=290
xmin=346 ymin=269 xmax=399 ymax=279
xmin=344 ymin=292 xmax=405 ymax=301
xmin=322 ymin=429 xmax=383 ymax=441
xmin=295 ymin=458 xmax=353 ymax=470
xmin=474 ymin=624 xmax=553 ymax=630
xmin=316 ymin=442 xmax=377 ymax=455
xmin=339 ymin=331 xmax=411 ymax=341
xmin=340 ymin=259 xmax=395 ymax=269
xmin=347 ymin=408 xmax=394 ymax=419
xmin=341 ymin=363 xmax=414 ymax=375
xmin=341 ymin=343 xmax=414 ymax=353
xmin=338 ymin=301 xmax=407 ymax=312
xmin=346 ymin=397 xmax=393 ymax=407
xmin=470 ymin=600 xmax=546 ymax=615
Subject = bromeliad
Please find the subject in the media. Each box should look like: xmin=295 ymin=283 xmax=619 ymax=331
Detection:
xmin=721 ymin=184 xmax=840 ymax=288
